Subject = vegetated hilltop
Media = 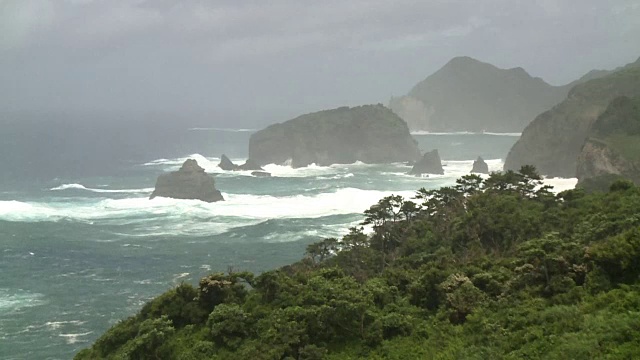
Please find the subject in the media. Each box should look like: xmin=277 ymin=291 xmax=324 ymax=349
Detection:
xmin=389 ymin=56 xmax=601 ymax=133
xmin=248 ymin=104 xmax=421 ymax=168
xmin=76 ymin=168 xmax=640 ymax=359
xmin=505 ymin=57 xmax=640 ymax=177
xmin=577 ymin=96 xmax=640 ymax=191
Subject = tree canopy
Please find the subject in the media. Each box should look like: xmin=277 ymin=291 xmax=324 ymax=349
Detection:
xmin=76 ymin=167 xmax=640 ymax=359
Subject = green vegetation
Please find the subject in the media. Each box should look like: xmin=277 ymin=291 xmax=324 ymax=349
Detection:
xmin=591 ymin=96 xmax=640 ymax=162
xmin=76 ymin=168 xmax=640 ymax=359
xmin=248 ymin=104 xmax=421 ymax=168
xmin=505 ymin=58 xmax=640 ymax=177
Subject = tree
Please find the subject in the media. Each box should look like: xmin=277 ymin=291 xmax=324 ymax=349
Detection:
xmin=208 ymin=303 xmax=251 ymax=349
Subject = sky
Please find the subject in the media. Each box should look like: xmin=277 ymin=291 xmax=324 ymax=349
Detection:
xmin=1 ymin=0 xmax=639 ymax=126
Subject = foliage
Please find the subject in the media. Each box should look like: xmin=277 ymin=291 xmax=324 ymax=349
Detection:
xmin=76 ymin=167 xmax=640 ymax=359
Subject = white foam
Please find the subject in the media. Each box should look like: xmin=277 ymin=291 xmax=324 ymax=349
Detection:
xmin=45 ymin=320 xmax=86 ymax=330
xmin=483 ymin=132 xmax=522 ymax=137
xmin=263 ymin=163 xmax=337 ymax=178
xmin=143 ymin=154 xmax=223 ymax=171
xmin=411 ymin=131 xmax=521 ymax=136
xmin=59 ymin=331 xmax=93 ymax=344
xmin=143 ymin=154 xmax=257 ymax=175
xmin=543 ymin=177 xmax=578 ymax=193
xmin=0 ymin=188 xmax=416 ymax=237
xmin=51 ymin=184 xmax=153 ymax=194
xmin=0 ymin=289 xmax=46 ymax=312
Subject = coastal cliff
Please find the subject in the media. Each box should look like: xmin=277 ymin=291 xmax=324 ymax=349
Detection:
xmin=576 ymin=96 xmax=640 ymax=190
xmin=505 ymin=57 xmax=640 ymax=177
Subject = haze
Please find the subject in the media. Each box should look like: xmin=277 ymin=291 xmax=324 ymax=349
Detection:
xmin=1 ymin=0 xmax=639 ymax=127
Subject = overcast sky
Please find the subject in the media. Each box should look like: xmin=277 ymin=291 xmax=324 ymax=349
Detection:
xmin=1 ymin=0 xmax=639 ymax=126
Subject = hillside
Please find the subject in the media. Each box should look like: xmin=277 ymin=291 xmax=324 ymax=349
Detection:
xmin=388 ymin=56 xmax=587 ymax=132
xmin=76 ymin=169 xmax=640 ymax=359
xmin=248 ymin=105 xmax=420 ymax=168
xmin=577 ymin=96 xmax=640 ymax=191
xmin=505 ymin=57 xmax=640 ymax=177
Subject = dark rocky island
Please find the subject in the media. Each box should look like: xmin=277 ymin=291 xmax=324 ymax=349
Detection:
xmin=218 ymin=155 xmax=264 ymax=171
xmin=149 ymin=159 xmax=224 ymax=202
xmin=389 ymin=56 xmax=605 ymax=133
xmin=409 ymin=149 xmax=444 ymax=176
xmin=576 ymin=96 xmax=640 ymax=191
xmin=505 ymin=57 xmax=640 ymax=177
xmin=248 ymin=104 xmax=421 ymax=168
xmin=471 ymin=156 xmax=489 ymax=174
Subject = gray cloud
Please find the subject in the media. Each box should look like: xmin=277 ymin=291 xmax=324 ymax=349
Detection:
xmin=1 ymin=0 xmax=639 ymax=126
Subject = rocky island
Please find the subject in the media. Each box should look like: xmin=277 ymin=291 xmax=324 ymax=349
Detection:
xmin=218 ymin=155 xmax=264 ymax=172
xmin=471 ymin=157 xmax=489 ymax=174
xmin=149 ymin=159 xmax=224 ymax=202
xmin=576 ymin=96 xmax=640 ymax=191
xmin=409 ymin=149 xmax=444 ymax=176
xmin=504 ymin=57 xmax=640 ymax=177
xmin=248 ymin=104 xmax=421 ymax=167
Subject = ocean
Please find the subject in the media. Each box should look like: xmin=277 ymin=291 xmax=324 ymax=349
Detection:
xmin=0 ymin=123 xmax=575 ymax=359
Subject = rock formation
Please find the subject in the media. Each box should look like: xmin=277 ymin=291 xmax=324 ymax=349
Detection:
xmin=576 ymin=96 xmax=640 ymax=191
xmin=218 ymin=154 xmax=264 ymax=171
xmin=239 ymin=159 xmax=263 ymax=171
xmin=409 ymin=150 xmax=444 ymax=176
xmin=218 ymin=154 xmax=238 ymax=171
xmin=150 ymin=159 xmax=223 ymax=202
xmin=471 ymin=157 xmax=489 ymax=174
xmin=248 ymin=104 xmax=421 ymax=168
xmin=505 ymin=57 xmax=640 ymax=177
xmin=389 ymin=56 xmax=606 ymax=133
xmin=251 ymin=171 xmax=272 ymax=177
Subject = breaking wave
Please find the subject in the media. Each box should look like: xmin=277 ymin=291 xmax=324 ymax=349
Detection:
xmin=411 ymin=131 xmax=521 ymax=136
xmin=50 ymin=184 xmax=153 ymax=194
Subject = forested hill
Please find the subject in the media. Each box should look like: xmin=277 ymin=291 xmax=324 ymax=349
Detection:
xmin=76 ymin=169 xmax=640 ymax=359
xmin=388 ymin=56 xmax=579 ymax=133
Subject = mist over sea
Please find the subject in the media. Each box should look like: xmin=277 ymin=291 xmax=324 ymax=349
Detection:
xmin=0 ymin=120 xmax=573 ymax=359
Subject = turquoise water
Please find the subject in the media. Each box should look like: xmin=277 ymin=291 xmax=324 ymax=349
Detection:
xmin=0 ymin=130 xmax=519 ymax=359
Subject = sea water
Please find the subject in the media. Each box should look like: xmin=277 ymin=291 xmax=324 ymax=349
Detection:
xmin=0 ymin=125 xmax=574 ymax=359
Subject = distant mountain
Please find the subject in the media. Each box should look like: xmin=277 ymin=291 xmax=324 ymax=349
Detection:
xmin=389 ymin=56 xmax=602 ymax=132
xmin=248 ymin=104 xmax=421 ymax=167
xmin=505 ymin=57 xmax=640 ymax=177
xmin=576 ymin=96 xmax=640 ymax=191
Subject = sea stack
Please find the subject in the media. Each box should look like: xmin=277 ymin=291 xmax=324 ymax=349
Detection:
xmin=409 ymin=150 xmax=444 ymax=176
xmin=218 ymin=154 xmax=264 ymax=171
xmin=150 ymin=159 xmax=224 ymax=202
xmin=218 ymin=154 xmax=237 ymax=171
xmin=471 ymin=157 xmax=489 ymax=174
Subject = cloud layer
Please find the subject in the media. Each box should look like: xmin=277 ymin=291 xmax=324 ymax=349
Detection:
xmin=1 ymin=0 xmax=639 ymax=125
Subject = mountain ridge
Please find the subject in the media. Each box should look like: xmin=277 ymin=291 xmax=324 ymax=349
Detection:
xmin=389 ymin=56 xmax=604 ymax=133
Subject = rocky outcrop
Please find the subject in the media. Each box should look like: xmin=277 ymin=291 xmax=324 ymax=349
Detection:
xmin=239 ymin=159 xmax=263 ymax=171
xmin=248 ymin=104 xmax=421 ymax=168
xmin=218 ymin=155 xmax=264 ymax=171
xmin=576 ymin=96 xmax=640 ymax=190
xmin=150 ymin=159 xmax=223 ymax=202
xmin=218 ymin=155 xmax=237 ymax=171
xmin=505 ymin=57 xmax=640 ymax=177
xmin=471 ymin=157 xmax=489 ymax=174
xmin=409 ymin=150 xmax=444 ymax=176
xmin=251 ymin=171 xmax=272 ymax=177
xmin=389 ymin=56 xmax=605 ymax=133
